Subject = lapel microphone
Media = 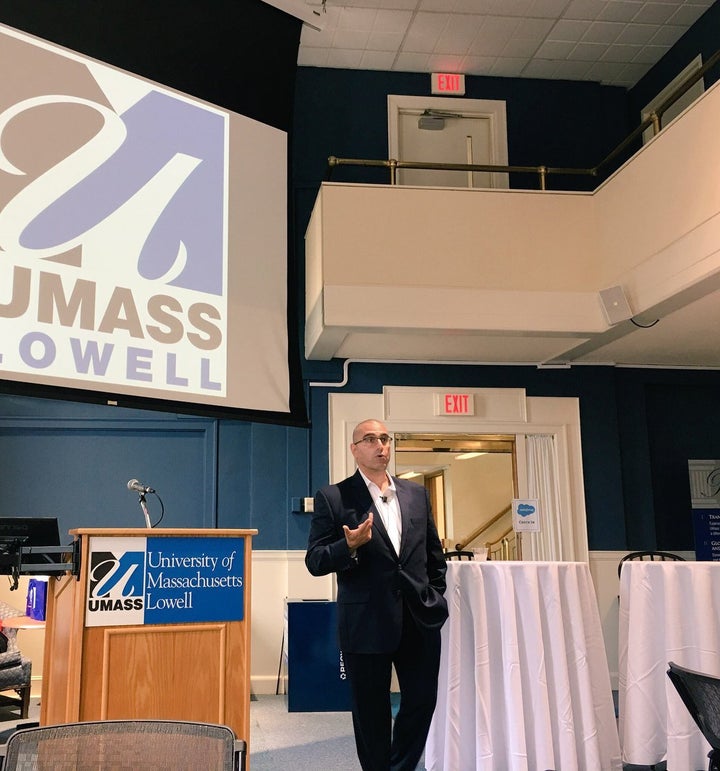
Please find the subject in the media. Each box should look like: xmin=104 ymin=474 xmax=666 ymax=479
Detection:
xmin=380 ymin=495 xmax=387 ymax=503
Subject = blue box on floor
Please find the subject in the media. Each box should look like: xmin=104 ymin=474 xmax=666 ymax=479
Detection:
xmin=286 ymin=600 xmax=352 ymax=712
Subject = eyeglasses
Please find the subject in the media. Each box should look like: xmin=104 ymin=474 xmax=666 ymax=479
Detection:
xmin=353 ymin=434 xmax=393 ymax=446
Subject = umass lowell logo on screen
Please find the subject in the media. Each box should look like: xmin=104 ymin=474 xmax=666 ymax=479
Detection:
xmin=0 ymin=25 xmax=229 ymax=395
xmin=88 ymin=550 xmax=146 ymax=612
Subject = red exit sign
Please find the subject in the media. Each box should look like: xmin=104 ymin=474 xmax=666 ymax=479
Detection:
xmin=431 ymin=72 xmax=465 ymax=95
xmin=436 ymin=393 xmax=475 ymax=415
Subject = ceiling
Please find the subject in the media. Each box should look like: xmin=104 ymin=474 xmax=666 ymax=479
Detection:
xmin=297 ymin=0 xmax=720 ymax=370
xmin=298 ymin=0 xmax=715 ymax=88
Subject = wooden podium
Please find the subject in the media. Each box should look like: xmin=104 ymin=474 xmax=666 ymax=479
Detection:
xmin=41 ymin=528 xmax=256 ymax=748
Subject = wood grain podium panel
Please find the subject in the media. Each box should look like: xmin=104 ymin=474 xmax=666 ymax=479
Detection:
xmin=41 ymin=528 xmax=255 ymax=753
xmin=82 ymin=624 xmax=226 ymax=721
xmin=41 ymin=571 xmax=85 ymax=723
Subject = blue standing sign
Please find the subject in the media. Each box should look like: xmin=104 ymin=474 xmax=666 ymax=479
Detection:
xmin=689 ymin=460 xmax=720 ymax=561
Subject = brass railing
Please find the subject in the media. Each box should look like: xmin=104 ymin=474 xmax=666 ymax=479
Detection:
xmin=485 ymin=528 xmax=516 ymax=561
xmin=450 ymin=502 xmax=520 ymax=560
xmin=454 ymin=503 xmax=511 ymax=551
xmin=325 ymin=48 xmax=720 ymax=191
xmin=326 ymin=156 xmax=592 ymax=190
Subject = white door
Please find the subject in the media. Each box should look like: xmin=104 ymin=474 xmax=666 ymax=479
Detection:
xmin=388 ymin=95 xmax=508 ymax=189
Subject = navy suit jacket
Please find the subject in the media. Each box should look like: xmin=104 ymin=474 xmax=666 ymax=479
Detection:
xmin=305 ymin=470 xmax=448 ymax=654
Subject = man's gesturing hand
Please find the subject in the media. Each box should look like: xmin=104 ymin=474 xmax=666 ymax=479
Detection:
xmin=343 ymin=511 xmax=373 ymax=550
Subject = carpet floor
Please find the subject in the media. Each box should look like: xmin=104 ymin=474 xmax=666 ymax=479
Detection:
xmin=250 ymin=693 xmax=360 ymax=770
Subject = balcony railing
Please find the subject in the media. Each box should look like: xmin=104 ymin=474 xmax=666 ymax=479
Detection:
xmin=325 ymin=48 xmax=720 ymax=191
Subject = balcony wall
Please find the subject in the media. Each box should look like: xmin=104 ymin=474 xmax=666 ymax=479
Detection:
xmin=305 ymin=77 xmax=720 ymax=366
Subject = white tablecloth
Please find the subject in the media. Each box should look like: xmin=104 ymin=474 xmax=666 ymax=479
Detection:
xmin=618 ymin=561 xmax=720 ymax=769
xmin=425 ymin=561 xmax=621 ymax=771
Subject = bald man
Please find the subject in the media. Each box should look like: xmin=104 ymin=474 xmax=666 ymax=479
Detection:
xmin=306 ymin=419 xmax=448 ymax=771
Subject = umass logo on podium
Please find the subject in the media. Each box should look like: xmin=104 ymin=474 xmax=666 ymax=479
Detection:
xmin=88 ymin=549 xmax=146 ymax=613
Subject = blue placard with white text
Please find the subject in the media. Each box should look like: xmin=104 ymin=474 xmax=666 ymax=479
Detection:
xmin=86 ymin=536 xmax=245 ymax=627
xmin=144 ymin=536 xmax=245 ymax=624
xmin=691 ymin=509 xmax=720 ymax=561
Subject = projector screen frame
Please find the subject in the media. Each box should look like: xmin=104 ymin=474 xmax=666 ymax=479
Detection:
xmin=0 ymin=9 xmax=307 ymax=427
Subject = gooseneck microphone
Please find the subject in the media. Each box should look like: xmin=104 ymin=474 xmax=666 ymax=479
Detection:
xmin=127 ymin=479 xmax=160 ymax=528
xmin=127 ymin=479 xmax=155 ymax=494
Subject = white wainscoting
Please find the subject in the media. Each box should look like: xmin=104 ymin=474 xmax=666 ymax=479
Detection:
xmin=250 ymin=550 xmax=333 ymax=695
xmin=3 ymin=551 xmax=694 ymax=698
xmin=253 ymin=552 xmax=621 ymax=695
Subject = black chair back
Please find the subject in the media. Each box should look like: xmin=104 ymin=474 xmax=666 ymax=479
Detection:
xmin=667 ymin=661 xmax=720 ymax=771
xmin=444 ymin=550 xmax=474 ymax=560
xmin=617 ymin=550 xmax=685 ymax=578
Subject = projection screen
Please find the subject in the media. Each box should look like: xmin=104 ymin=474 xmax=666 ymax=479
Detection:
xmin=0 ymin=14 xmax=304 ymax=424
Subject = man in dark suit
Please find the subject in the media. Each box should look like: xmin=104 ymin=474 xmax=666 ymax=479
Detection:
xmin=306 ymin=418 xmax=448 ymax=771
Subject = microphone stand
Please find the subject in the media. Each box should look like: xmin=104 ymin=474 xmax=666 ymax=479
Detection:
xmin=137 ymin=492 xmax=153 ymax=529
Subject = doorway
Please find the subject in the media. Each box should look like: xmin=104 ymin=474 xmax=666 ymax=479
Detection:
xmin=394 ymin=433 xmax=516 ymax=555
xmin=326 ymin=387 xmax=588 ymax=562
xmin=387 ymin=95 xmax=509 ymax=189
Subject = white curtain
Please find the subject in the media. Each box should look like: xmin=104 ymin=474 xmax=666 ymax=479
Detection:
xmin=524 ymin=434 xmax=564 ymax=561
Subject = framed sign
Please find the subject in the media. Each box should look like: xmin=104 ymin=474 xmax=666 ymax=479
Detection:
xmin=512 ymin=499 xmax=540 ymax=533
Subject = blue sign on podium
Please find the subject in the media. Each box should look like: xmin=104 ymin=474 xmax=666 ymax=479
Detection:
xmin=85 ymin=535 xmax=246 ymax=626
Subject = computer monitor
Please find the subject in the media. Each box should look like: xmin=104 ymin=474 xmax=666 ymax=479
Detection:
xmin=0 ymin=516 xmax=60 ymax=548
xmin=0 ymin=516 xmax=63 ymax=578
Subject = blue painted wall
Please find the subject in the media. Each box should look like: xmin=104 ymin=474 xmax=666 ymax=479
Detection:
xmin=3 ymin=4 xmax=720 ymax=553
xmin=304 ymin=364 xmax=720 ymax=553
xmin=0 ymin=394 xmax=310 ymax=551
xmin=5 ymin=361 xmax=720 ymax=552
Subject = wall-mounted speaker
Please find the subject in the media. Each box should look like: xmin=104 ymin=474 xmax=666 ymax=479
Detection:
xmin=599 ymin=285 xmax=632 ymax=325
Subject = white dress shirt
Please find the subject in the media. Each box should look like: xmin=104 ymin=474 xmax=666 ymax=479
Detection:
xmin=360 ymin=471 xmax=402 ymax=555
